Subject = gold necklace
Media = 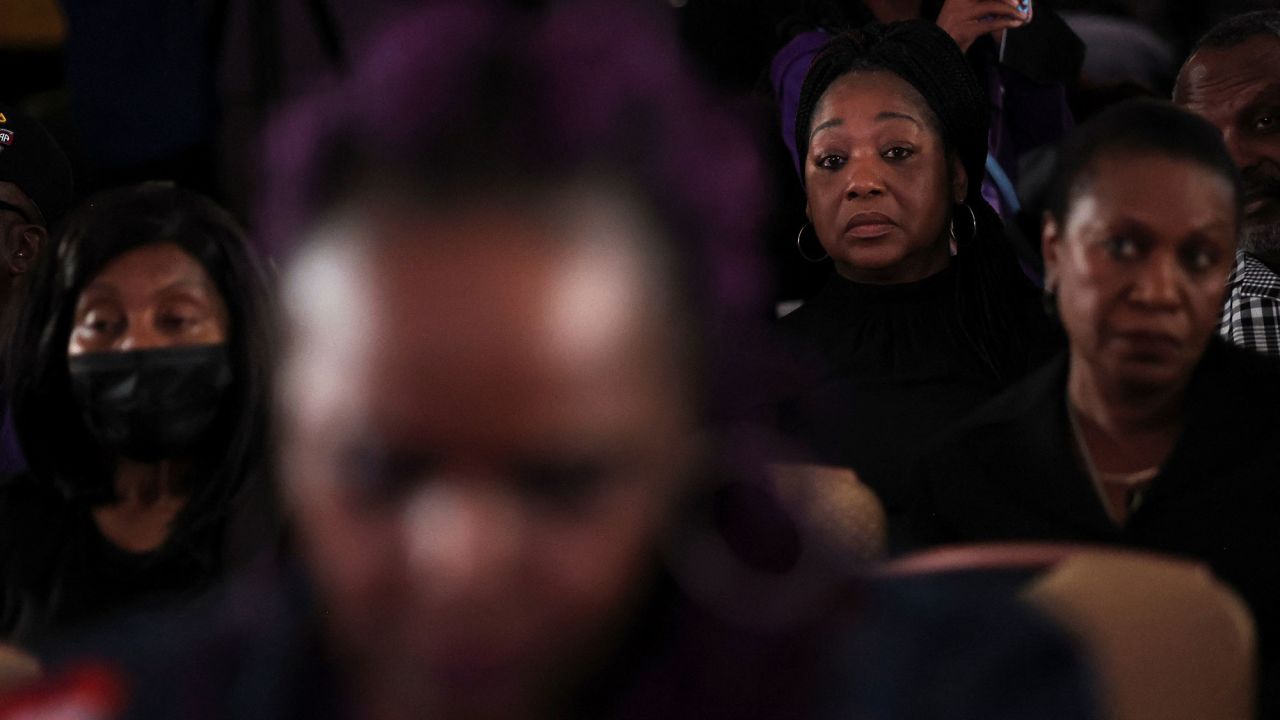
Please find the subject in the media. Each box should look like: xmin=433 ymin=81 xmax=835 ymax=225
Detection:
xmin=1066 ymin=398 xmax=1159 ymax=522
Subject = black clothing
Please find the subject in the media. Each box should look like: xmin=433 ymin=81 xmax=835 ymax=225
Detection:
xmin=910 ymin=340 xmax=1280 ymax=713
xmin=776 ymin=265 xmax=1053 ymax=538
xmin=0 ymin=471 xmax=271 ymax=647
xmin=36 ymin=556 xmax=1100 ymax=720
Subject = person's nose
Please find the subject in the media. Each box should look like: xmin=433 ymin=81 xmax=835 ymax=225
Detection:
xmin=402 ymin=479 xmax=524 ymax=605
xmin=116 ymin=313 xmax=168 ymax=351
xmin=1130 ymin=253 xmax=1181 ymax=310
xmin=844 ymin=158 xmax=884 ymax=200
xmin=1221 ymin=127 xmax=1263 ymax=171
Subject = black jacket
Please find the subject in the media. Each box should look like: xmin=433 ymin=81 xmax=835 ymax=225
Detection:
xmin=910 ymin=339 xmax=1280 ymax=712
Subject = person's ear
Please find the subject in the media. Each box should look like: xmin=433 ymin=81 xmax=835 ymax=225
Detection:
xmin=951 ymin=156 xmax=968 ymax=204
xmin=1041 ymin=212 xmax=1061 ymax=292
xmin=5 ymin=224 xmax=45 ymax=276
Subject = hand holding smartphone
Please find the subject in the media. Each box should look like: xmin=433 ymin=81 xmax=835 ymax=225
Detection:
xmin=935 ymin=0 xmax=1034 ymax=54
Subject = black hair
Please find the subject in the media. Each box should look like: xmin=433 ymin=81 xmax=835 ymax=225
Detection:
xmin=795 ymin=22 xmax=990 ymax=190
xmin=793 ymin=22 xmax=1044 ymax=382
xmin=8 ymin=182 xmax=275 ymax=554
xmin=1045 ymin=98 xmax=1243 ymax=228
xmin=1189 ymin=10 xmax=1280 ymax=54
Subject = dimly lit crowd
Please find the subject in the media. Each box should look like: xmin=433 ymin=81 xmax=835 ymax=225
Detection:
xmin=0 ymin=1 xmax=1277 ymax=718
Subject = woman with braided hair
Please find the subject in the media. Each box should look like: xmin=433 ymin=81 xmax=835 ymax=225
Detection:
xmin=770 ymin=0 xmax=1080 ymax=222
xmin=777 ymin=21 xmax=1056 ymax=544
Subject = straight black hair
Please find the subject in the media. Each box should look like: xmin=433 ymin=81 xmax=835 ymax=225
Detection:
xmin=8 ymin=182 xmax=275 ymax=555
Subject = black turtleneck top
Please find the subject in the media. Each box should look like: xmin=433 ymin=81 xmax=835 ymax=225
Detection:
xmin=776 ymin=265 xmax=1053 ymax=539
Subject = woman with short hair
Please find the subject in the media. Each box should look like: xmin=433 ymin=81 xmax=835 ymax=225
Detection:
xmin=911 ymin=98 xmax=1280 ymax=714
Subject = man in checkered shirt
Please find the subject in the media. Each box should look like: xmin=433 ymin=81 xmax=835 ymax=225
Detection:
xmin=1175 ymin=11 xmax=1280 ymax=357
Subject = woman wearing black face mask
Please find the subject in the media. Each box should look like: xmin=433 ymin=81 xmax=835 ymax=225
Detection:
xmin=0 ymin=182 xmax=276 ymax=647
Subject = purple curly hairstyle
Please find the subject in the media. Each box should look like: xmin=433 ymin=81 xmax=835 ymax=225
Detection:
xmin=262 ymin=1 xmax=853 ymax=622
xmin=262 ymin=0 xmax=770 ymax=339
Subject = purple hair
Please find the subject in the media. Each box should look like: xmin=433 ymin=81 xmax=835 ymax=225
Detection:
xmin=262 ymin=0 xmax=769 ymax=336
xmin=262 ymin=0 xmax=858 ymax=633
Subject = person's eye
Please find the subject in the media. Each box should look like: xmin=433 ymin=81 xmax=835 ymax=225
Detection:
xmin=514 ymin=460 xmax=609 ymax=511
xmin=1104 ymin=235 xmax=1141 ymax=260
xmin=881 ymin=145 xmax=913 ymax=160
xmin=78 ymin=309 xmax=122 ymax=336
xmin=158 ymin=312 xmax=198 ymax=332
xmin=1180 ymin=244 xmax=1218 ymax=273
xmin=343 ymin=444 xmax=439 ymax=507
xmin=815 ymin=153 xmax=846 ymax=170
xmin=1251 ymin=111 xmax=1276 ymax=133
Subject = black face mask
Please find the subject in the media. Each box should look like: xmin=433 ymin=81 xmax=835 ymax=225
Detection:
xmin=68 ymin=344 xmax=234 ymax=463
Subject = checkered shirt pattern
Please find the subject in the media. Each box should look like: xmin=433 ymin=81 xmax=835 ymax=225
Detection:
xmin=1220 ymin=251 xmax=1280 ymax=357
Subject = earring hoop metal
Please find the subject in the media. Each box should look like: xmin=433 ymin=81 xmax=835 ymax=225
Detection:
xmin=950 ymin=202 xmax=978 ymax=247
xmin=796 ymin=222 xmax=828 ymax=263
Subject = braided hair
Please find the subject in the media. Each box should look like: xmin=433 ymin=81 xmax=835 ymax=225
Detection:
xmin=794 ymin=21 xmax=1044 ymax=382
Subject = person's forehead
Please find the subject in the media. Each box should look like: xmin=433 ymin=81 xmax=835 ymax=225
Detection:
xmin=285 ymin=206 xmax=667 ymax=389
xmin=83 ymin=243 xmax=215 ymax=294
xmin=282 ymin=214 xmax=686 ymax=452
xmin=817 ymin=71 xmax=933 ymax=123
xmin=1183 ymin=36 xmax=1280 ymax=102
xmin=1068 ymin=153 xmax=1236 ymax=234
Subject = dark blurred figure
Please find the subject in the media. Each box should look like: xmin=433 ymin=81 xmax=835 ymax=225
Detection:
xmin=0 ymin=102 xmax=74 ymax=477
xmin=0 ymin=183 xmax=275 ymax=647
xmin=776 ymin=23 xmax=1056 ymax=544
xmin=911 ymin=99 xmax=1280 ymax=715
xmin=10 ymin=4 xmax=1103 ymax=719
xmin=0 ymin=1 xmax=64 ymax=105
xmin=1061 ymin=11 xmax=1175 ymax=98
xmin=1055 ymin=0 xmax=1278 ymax=62
xmin=56 ymin=0 xmax=220 ymax=195
xmin=1174 ymin=11 xmax=1280 ymax=357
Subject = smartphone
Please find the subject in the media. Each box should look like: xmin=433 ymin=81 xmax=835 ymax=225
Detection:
xmin=1001 ymin=0 xmax=1031 ymax=61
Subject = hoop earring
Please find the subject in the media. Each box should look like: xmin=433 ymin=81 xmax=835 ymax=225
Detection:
xmin=1042 ymin=290 xmax=1058 ymax=317
xmin=949 ymin=202 xmax=978 ymax=248
xmin=1042 ymin=280 xmax=1059 ymax=318
xmin=796 ymin=222 xmax=828 ymax=263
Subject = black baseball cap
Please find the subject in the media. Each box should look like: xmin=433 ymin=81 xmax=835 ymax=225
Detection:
xmin=0 ymin=103 xmax=74 ymax=224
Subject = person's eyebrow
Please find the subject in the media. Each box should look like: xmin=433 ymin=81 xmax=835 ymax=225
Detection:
xmin=876 ymin=110 xmax=922 ymax=127
xmin=810 ymin=111 xmax=923 ymax=142
xmin=809 ymin=118 xmax=842 ymax=141
xmin=153 ymin=278 xmax=215 ymax=300
xmin=1240 ymin=83 xmax=1280 ymax=115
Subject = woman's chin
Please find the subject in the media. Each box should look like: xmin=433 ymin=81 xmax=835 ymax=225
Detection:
xmin=833 ymin=248 xmax=913 ymax=280
xmin=1108 ymin=357 xmax=1194 ymax=397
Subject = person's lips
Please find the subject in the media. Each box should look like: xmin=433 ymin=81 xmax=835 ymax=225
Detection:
xmin=843 ymin=212 xmax=897 ymax=239
xmin=1242 ymin=172 xmax=1280 ymax=219
xmin=1244 ymin=193 xmax=1279 ymax=218
xmin=423 ymin=640 xmax=528 ymax=690
xmin=1114 ymin=330 xmax=1181 ymax=359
